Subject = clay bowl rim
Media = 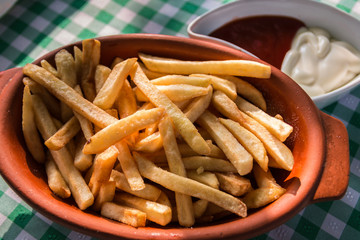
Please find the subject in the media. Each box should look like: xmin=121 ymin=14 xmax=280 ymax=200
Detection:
xmin=0 ymin=33 xmax=326 ymax=240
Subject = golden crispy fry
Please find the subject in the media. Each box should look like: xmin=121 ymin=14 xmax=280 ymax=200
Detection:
xmin=22 ymin=85 xmax=45 ymax=163
xmin=93 ymin=58 xmax=137 ymax=109
xmin=93 ymin=180 xmax=116 ymax=211
xmin=133 ymin=131 xmax=163 ymax=153
xmin=197 ymin=111 xmax=253 ymax=176
xmin=73 ymin=85 xmax=94 ymax=140
xmin=159 ymin=116 xmax=195 ymax=227
xmin=116 ymin=79 xmax=138 ymax=119
xmin=55 ymin=49 xmax=77 ymax=88
xmin=132 ymin=63 xmax=210 ymax=155
xmin=73 ymin=46 xmax=83 ymax=82
xmin=73 ymin=136 xmax=93 ymax=172
xmin=187 ymin=170 xmax=219 ymax=189
xmin=212 ymin=90 xmax=294 ymax=171
xmin=115 ymin=141 xmax=145 ymax=191
xmin=183 ymin=85 xmax=213 ymax=123
xmin=88 ymin=146 xmax=119 ymax=198
xmin=215 ymin=172 xmax=252 ymax=196
xmin=243 ymin=186 xmax=286 ymax=209
xmin=81 ymin=39 xmax=100 ymax=101
xmin=235 ymin=96 xmax=293 ymax=142
xmin=133 ymin=152 xmax=247 ymax=217
xmin=191 ymin=74 xmax=237 ymax=100
xmin=253 ymin=164 xmax=283 ymax=189
xmin=45 ymin=153 xmax=71 ymax=198
xmin=114 ymin=193 xmax=172 ymax=226
xmin=139 ymin=53 xmax=271 ymax=78
xmin=40 ymin=60 xmax=58 ymax=77
xmin=139 ymin=61 xmax=166 ymax=79
xmin=45 ymin=116 xmax=81 ymax=150
xmin=178 ymin=140 xmax=226 ymax=159
xmin=94 ymin=65 xmax=111 ymax=94
xmin=151 ymin=75 xmax=210 ymax=87
xmin=219 ymin=75 xmax=267 ymax=111
xmin=83 ymin=108 xmax=164 ymax=154
xmin=101 ymin=202 xmax=146 ymax=228
xmin=182 ymin=156 xmax=237 ymax=172
xmin=110 ymin=170 xmax=161 ymax=201
xmin=32 ymin=94 xmax=93 ymax=210
xmin=219 ymin=118 xmax=268 ymax=171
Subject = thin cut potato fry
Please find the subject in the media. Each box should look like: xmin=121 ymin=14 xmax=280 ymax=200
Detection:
xmin=114 ymin=193 xmax=172 ymax=226
xmin=88 ymin=146 xmax=119 ymax=198
xmin=243 ymin=186 xmax=286 ymax=209
xmin=115 ymin=141 xmax=145 ymax=191
xmin=22 ymin=85 xmax=46 ymax=163
xmin=215 ymin=172 xmax=252 ymax=196
xmin=132 ymin=63 xmax=210 ymax=155
xmin=110 ymin=170 xmax=161 ymax=201
xmin=187 ymin=170 xmax=219 ymax=189
xmin=191 ymin=74 xmax=237 ymax=100
xmin=92 ymin=180 xmax=116 ymax=211
xmin=73 ymin=46 xmax=83 ymax=82
xmin=73 ymin=85 xmax=94 ymax=141
xmin=45 ymin=116 xmax=81 ymax=150
xmin=178 ymin=140 xmax=226 ymax=159
xmin=73 ymin=136 xmax=93 ymax=172
xmin=116 ymin=79 xmax=138 ymax=119
xmin=183 ymin=85 xmax=213 ymax=123
xmin=220 ymin=118 xmax=268 ymax=171
xmin=139 ymin=61 xmax=167 ymax=79
xmin=32 ymin=94 xmax=93 ymax=210
xmin=81 ymin=39 xmax=100 ymax=101
xmin=235 ymin=96 xmax=293 ymax=142
xmin=150 ymin=75 xmax=210 ymax=87
xmin=182 ymin=156 xmax=237 ymax=173
xmin=45 ymin=154 xmax=71 ymax=198
xmin=133 ymin=131 xmax=163 ymax=153
xmin=253 ymin=164 xmax=283 ymax=189
xmin=40 ymin=60 xmax=58 ymax=77
xmin=197 ymin=111 xmax=253 ymax=176
xmin=212 ymin=90 xmax=294 ymax=171
xmin=93 ymin=58 xmax=137 ymax=109
xmin=133 ymin=152 xmax=247 ymax=217
xmin=159 ymin=116 xmax=195 ymax=227
xmin=139 ymin=53 xmax=271 ymax=78
xmin=83 ymin=108 xmax=164 ymax=154
xmin=101 ymin=202 xmax=146 ymax=228
xmin=94 ymin=65 xmax=111 ymax=94
xmin=55 ymin=49 xmax=77 ymax=88
xmin=218 ymin=75 xmax=267 ymax=111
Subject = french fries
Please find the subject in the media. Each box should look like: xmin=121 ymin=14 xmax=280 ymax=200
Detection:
xmin=22 ymin=38 xmax=295 ymax=228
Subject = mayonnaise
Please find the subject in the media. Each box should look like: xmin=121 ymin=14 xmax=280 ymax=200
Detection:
xmin=281 ymin=27 xmax=360 ymax=97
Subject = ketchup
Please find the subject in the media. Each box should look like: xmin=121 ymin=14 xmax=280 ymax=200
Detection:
xmin=209 ymin=16 xmax=305 ymax=69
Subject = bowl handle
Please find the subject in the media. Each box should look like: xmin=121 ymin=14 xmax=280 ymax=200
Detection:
xmin=311 ymin=111 xmax=349 ymax=203
xmin=0 ymin=68 xmax=22 ymax=94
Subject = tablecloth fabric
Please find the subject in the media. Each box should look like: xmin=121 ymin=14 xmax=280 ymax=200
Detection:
xmin=0 ymin=0 xmax=359 ymax=239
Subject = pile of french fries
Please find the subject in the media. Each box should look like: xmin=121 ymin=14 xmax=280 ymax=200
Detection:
xmin=22 ymin=38 xmax=294 ymax=228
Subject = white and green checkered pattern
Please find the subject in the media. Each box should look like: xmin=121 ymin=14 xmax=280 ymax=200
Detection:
xmin=0 ymin=0 xmax=360 ymax=239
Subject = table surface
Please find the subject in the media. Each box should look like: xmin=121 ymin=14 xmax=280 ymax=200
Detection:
xmin=1 ymin=0 xmax=360 ymax=239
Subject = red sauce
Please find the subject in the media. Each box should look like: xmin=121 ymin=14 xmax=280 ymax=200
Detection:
xmin=210 ymin=16 xmax=305 ymax=69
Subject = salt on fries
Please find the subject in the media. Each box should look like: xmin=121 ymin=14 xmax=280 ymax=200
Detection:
xmin=22 ymin=39 xmax=295 ymax=228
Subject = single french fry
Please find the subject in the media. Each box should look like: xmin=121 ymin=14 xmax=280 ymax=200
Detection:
xmin=193 ymin=199 xmax=209 ymax=218
xmin=215 ymin=172 xmax=252 ymax=196
xmin=73 ymin=136 xmax=93 ymax=172
xmin=83 ymin=108 xmax=164 ymax=154
xmin=218 ymin=75 xmax=267 ymax=111
xmin=253 ymin=164 xmax=283 ymax=189
xmin=101 ymin=202 xmax=146 ymax=228
xmin=73 ymin=46 xmax=83 ymax=82
xmin=139 ymin=53 xmax=271 ymax=78
xmin=73 ymin=85 xmax=94 ymax=141
xmin=182 ymin=156 xmax=237 ymax=173
xmin=132 ymin=63 xmax=210 ymax=155
xmin=183 ymin=85 xmax=213 ymax=123
xmin=81 ymin=39 xmax=100 ymax=101
xmin=133 ymin=131 xmax=163 ymax=153
xmin=93 ymin=180 xmax=116 ymax=212
xmin=114 ymin=193 xmax=172 ymax=226
xmin=243 ymin=186 xmax=286 ymax=209
xmin=93 ymin=58 xmax=137 ymax=109
xmin=45 ymin=116 xmax=81 ymax=150
xmin=32 ymin=94 xmax=93 ymax=210
xmin=110 ymin=170 xmax=161 ymax=201
xmin=187 ymin=170 xmax=219 ymax=189
xmin=22 ymin=85 xmax=45 ymax=163
xmin=197 ymin=111 xmax=253 ymax=176
xmin=115 ymin=141 xmax=145 ymax=191
xmin=45 ymin=153 xmax=71 ymax=198
xmin=139 ymin=61 xmax=166 ymax=79
xmin=41 ymin=60 xmax=58 ymax=77
xmin=133 ymin=152 xmax=247 ymax=217
xmin=219 ymin=118 xmax=268 ymax=171
xmin=151 ymin=75 xmax=210 ymax=87
xmin=94 ymin=65 xmax=111 ymax=94
xmin=88 ymin=146 xmax=119 ymax=198
xmin=159 ymin=116 xmax=195 ymax=227
xmin=191 ymin=74 xmax=237 ymax=100
xmin=235 ymin=96 xmax=293 ymax=142
xmin=212 ymin=90 xmax=294 ymax=171
xmin=117 ymin=79 xmax=138 ymax=119
xmin=178 ymin=140 xmax=226 ymax=159
xmin=55 ymin=49 xmax=77 ymax=88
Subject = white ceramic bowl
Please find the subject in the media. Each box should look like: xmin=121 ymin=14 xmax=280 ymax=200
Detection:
xmin=188 ymin=0 xmax=360 ymax=109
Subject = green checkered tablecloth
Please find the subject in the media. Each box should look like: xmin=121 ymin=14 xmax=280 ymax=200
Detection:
xmin=0 ymin=0 xmax=360 ymax=239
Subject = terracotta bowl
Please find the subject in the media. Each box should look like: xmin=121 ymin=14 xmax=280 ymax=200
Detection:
xmin=0 ymin=34 xmax=349 ymax=239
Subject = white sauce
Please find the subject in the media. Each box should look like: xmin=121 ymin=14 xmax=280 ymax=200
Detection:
xmin=281 ymin=27 xmax=360 ymax=97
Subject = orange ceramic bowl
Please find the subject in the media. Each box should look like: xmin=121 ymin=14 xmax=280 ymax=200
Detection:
xmin=0 ymin=34 xmax=349 ymax=239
